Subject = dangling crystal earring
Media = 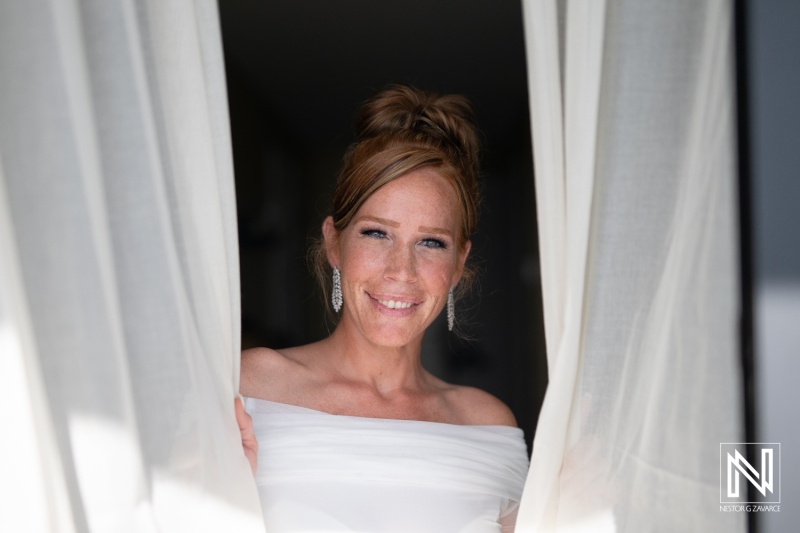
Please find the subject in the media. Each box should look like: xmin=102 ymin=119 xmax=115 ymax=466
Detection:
xmin=331 ymin=267 xmax=343 ymax=312
xmin=447 ymin=287 xmax=455 ymax=331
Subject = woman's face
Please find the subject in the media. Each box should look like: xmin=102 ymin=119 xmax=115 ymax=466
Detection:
xmin=324 ymin=168 xmax=471 ymax=348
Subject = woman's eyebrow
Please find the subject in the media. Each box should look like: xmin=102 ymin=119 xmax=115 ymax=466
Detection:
xmin=355 ymin=216 xmax=452 ymax=237
xmin=355 ymin=215 xmax=399 ymax=227
xmin=418 ymin=226 xmax=453 ymax=237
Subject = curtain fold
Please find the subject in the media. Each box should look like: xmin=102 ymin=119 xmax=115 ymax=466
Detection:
xmin=518 ymin=1 xmax=745 ymax=531
xmin=0 ymin=1 xmax=264 ymax=531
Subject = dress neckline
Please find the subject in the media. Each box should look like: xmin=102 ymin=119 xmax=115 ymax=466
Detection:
xmin=244 ymin=396 xmax=523 ymax=432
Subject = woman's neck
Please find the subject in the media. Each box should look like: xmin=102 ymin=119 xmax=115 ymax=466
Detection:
xmin=322 ymin=320 xmax=429 ymax=397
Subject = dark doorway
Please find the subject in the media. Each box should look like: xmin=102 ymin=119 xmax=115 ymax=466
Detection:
xmin=219 ymin=0 xmax=546 ymax=448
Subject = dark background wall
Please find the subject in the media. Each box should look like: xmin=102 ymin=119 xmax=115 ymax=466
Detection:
xmin=218 ymin=0 xmax=548 ymax=448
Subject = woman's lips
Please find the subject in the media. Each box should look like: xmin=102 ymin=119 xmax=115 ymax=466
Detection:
xmin=367 ymin=292 xmax=420 ymax=314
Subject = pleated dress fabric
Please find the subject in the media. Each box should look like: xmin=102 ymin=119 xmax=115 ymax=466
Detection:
xmin=244 ymin=397 xmax=529 ymax=533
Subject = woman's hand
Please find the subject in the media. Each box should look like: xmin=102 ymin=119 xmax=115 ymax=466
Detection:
xmin=235 ymin=396 xmax=258 ymax=475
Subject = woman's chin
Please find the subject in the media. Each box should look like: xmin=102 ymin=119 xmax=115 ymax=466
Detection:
xmin=357 ymin=321 xmax=425 ymax=349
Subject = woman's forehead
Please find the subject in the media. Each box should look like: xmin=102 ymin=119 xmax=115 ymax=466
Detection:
xmin=356 ymin=169 xmax=461 ymax=228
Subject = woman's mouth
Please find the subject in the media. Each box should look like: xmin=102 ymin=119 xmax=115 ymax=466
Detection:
xmin=375 ymin=298 xmax=413 ymax=309
xmin=367 ymin=292 xmax=420 ymax=314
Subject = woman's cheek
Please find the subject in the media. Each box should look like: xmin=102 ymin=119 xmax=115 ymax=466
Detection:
xmin=417 ymin=253 xmax=456 ymax=289
xmin=346 ymin=242 xmax=388 ymax=274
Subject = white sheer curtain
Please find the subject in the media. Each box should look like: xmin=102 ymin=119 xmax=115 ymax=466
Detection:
xmin=0 ymin=1 xmax=264 ymax=531
xmin=518 ymin=1 xmax=745 ymax=531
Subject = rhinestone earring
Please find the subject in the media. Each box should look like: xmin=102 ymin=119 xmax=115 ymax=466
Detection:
xmin=447 ymin=287 xmax=455 ymax=331
xmin=331 ymin=267 xmax=343 ymax=312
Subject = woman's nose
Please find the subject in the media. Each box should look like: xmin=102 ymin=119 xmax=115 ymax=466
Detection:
xmin=384 ymin=244 xmax=417 ymax=282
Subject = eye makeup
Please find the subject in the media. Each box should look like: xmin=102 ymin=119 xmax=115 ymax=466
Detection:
xmin=420 ymin=238 xmax=449 ymax=250
xmin=359 ymin=227 xmax=387 ymax=239
xmin=357 ymin=224 xmax=451 ymax=251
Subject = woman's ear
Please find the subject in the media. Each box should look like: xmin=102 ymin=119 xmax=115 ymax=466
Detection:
xmin=452 ymin=239 xmax=472 ymax=286
xmin=322 ymin=216 xmax=341 ymax=268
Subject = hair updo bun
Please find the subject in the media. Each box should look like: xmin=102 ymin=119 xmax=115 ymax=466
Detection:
xmin=333 ymin=84 xmax=481 ymax=238
xmin=313 ymin=84 xmax=482 ymax=316
xmin=353 ymin=85 xmax=481 ymax=182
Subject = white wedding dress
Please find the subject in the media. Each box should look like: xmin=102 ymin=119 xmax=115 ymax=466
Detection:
xmin=244 ymin=397 xmax=529 ymax=533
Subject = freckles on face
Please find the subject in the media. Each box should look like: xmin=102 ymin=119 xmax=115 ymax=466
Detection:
xmin=336 ymin=168 xmax=466 ymax=347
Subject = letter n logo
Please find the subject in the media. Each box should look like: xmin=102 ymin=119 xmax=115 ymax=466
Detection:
xmin=720 ymin=443 xmax=781 ymax=504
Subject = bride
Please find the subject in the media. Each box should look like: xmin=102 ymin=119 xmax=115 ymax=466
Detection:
xmin=236 ymin=84 xmax=529 ymax=532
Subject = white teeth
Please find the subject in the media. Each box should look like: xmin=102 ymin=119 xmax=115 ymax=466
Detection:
xmin=377 ymin=298 xmax=412 ymax=309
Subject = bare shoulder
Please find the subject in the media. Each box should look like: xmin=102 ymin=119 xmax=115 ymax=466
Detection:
xmin=447 ymin=385 xmax=518 ymax=427
xmin=240 ymin=346 xmax=305 ymax=399
xmin=241 ymin=346 xmax=287 ymax=371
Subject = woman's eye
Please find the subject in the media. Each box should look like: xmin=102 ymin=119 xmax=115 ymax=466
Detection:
xmin=421 ymin=238 xmax=447 ymax=249
xmin=360 ymin=228 xmax=386 ymax=239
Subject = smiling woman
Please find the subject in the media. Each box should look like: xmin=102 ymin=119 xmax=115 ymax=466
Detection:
xmin=322 ymin=169 xmax=469 ymax=348
xmin=238 ymin=85 xmax=529 ymax=532
xmin=311 ymin=84 xmax=481 ymax=328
